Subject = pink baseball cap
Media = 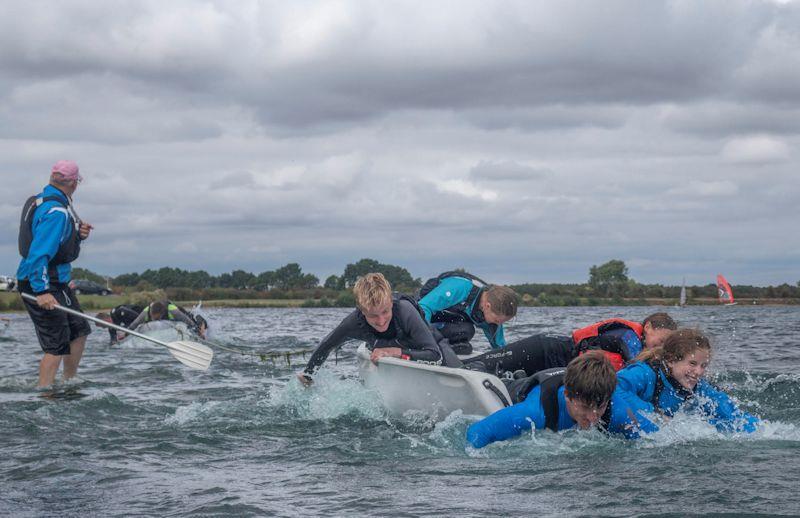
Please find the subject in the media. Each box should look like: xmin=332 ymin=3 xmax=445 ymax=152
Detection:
xmin=51 ymin=160 xmax=82 ymax=182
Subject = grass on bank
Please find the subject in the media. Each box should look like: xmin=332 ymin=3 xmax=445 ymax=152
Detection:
xmin=2 ymin=291 xmax=797 ymax=313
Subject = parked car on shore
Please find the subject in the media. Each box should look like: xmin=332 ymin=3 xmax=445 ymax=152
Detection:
xmin=69 ymin=279 xmax=110 ymax=296
xmin=0 ymin=275 xmax=16 ymax=292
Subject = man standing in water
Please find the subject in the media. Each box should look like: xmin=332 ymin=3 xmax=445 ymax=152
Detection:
xmin=17 ymin=160 xmax=93 ymax=387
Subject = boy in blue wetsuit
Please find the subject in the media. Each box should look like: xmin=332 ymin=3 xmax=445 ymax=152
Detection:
xmin=462 ymin=312 xmax=677 ymax=378
xmin=417 ymin=272 xmax=518 ymax=354
xmin=467 ymin=351 xmax=657 ymax=448
xmin=616 ymin=328 xmax=759 ymax=434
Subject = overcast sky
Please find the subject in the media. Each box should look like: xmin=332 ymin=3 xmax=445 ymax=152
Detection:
xmin=1 ymin=0 xmax=798 ymax=286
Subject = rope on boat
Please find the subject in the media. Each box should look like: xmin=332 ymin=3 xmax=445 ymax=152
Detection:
xmin=173 ymin=327 xmax=324 ymax=365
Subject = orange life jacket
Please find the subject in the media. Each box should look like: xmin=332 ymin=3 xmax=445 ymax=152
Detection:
xmin=571 ymin=318 xmax=644 ymax=371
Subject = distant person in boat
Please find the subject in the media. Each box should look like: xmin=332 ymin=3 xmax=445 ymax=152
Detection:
xmin=466 ymin=351 xmax=657 ymax=448
xmin=94 ymin=304 xmax=145 ymax=343
xmin=17 ymin=160 xmax=94 ymax=388
xmin=417 ymin=271 xmax=518 ymax=354
xmin=297 ymin=273 xmax=443 ymax=386
xmin=126 ymin=301 xmax=205 ymax=338
xmin=462 ymin=312 xmax=677 ymax=377
xmin=616 ymin=328 xmax=759 ymax=434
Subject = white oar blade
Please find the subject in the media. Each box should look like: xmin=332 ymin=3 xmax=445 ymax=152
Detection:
xmin=165 ymin=341 xmax=214 ymax=371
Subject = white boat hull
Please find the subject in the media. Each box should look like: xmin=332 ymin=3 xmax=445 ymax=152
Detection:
xmin=356 ymin=344 xmax=511 ymax=419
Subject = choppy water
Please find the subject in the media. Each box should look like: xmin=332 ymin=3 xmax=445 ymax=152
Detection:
xmin=1 ymin=305 xmax=799 ymax=517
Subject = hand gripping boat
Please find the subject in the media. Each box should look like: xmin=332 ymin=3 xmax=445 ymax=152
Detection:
xmin=356 ymin=344 xmax=512 ymax=419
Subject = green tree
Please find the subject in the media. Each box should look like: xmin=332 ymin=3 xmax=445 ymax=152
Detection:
xmin=272 ymin=263 xmax=319 ymax=290
xmin=71 ymin=267 xmax=107 ymax=284
xmin=229 ymin=269 xmax=256 ymax=289
xmin=256 ymin=270 xmax=275 ymax=291
xmin=339 ymin=258 xmax=419 ymax=290
xmin=588 ymin=260 xmax=629 ymax=297
xmin=324 ymin=275 xmax=340 ymax=290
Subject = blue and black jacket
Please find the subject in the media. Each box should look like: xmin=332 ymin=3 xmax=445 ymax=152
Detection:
xmin=466 ymin=377 xmax=657 ymax=448
xmin=418 ymin=276 xmax=506 ymax=348
xmin=616 ymin=361 xmax=759 ymax=433
xmin=17 ymin=185 xmax=81 ymax=293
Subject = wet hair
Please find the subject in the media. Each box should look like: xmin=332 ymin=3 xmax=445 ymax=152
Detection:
xmin=636 ymin=328 xmax=712 ymax=363
xmin=642 ymin=312 xmax=677 ymax=331
xmin=353 ymin=273 xmax=392 ymax=310
xmin=563 ymin=351 xmax=617 ymax=407
xmin=150 ymin=301 xmax=168 ymax=320
xmin=484 ymin=286 xmax=518 ymax=318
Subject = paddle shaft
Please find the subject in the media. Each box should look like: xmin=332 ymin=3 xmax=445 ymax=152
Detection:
xmin=20 ymin=292 xmax=173 ymax=349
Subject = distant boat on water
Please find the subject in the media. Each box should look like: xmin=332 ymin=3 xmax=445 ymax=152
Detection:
xmin=679 ymin=278 xmax=687 ymax=307
xmin=717 ymin=274 xmax=737 ymax=305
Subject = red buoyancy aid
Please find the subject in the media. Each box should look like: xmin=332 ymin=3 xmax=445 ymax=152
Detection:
xmin=571 ymin=318 xmax=644 ymax=371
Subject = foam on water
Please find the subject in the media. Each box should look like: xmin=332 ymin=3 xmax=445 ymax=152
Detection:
xmin=267 ymin=370 xmax=387 ymax=421
xmin=165 ymin=400 xmax=223 ymax=426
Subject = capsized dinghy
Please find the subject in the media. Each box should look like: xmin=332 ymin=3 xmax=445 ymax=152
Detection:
xmin=357 ymin=344 xmax=511 ymax=419
xmin=121 ymin=320 xmax=199 ymax=347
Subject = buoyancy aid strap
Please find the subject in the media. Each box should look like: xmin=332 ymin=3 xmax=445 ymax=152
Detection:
xmin=539 ymin=372 xmax=566 ymax=431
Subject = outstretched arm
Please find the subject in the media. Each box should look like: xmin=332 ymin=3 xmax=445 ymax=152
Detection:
xmin=302 ymin=310 xmax=360 ymax=376
xmin=697 ymin=380 xmax=760 ymax=433
xmin=467 ymin=396 xmax=544 ymax=448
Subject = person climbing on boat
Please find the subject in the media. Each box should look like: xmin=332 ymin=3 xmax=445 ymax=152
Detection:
xmin=466 ymin=351 xmax=657 ymax=448
xmin=126 ymin=300 xmax=204 ymax=338
xmin=417 ymin=271 xmax=518 ymax=354
xmin=616 ymin=328 xmax=759 ymax=434
xmin=297 ymin=273 xmax=444 ymax=386
xmin=95 ymin=304 xmax=145 ymax=343
xmin=461 ymin=312 xmax=677 ymax=377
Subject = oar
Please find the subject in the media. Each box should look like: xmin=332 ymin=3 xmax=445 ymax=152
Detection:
xmin=21 ymin=293 xmax=213 ymax=371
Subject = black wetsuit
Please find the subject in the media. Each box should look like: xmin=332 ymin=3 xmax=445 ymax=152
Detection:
xmin=303 ymin=297 xmax=443 ymax=376
xmin=462 ymin=334 xmax=577 ymax=377
xmin=107 ymin=304 xmax=144 ymax=342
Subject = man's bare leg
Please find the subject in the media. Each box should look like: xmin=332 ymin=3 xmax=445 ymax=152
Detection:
xmin=38 ymin=353 xmax=63 ymax=387
xmin=62 ymin=335 xmax=87 ymax=381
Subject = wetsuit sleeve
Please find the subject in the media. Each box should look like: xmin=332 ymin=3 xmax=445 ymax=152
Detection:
xmin=616 ymin=362 xmax=657 ymax=401
xmin=25 ymin=205 xmax=70 ymax=293
xmin=466 ymin=389 xmax=545 ymax=448
xmin=303 ymin=310 xmax=361 ymax=375
xmin=169 ymin=309 xmax=196 ymax=328
xmin=417 ymin=277 xmax=475 ymax=322
xmin=606 ymin=389 xmax=659 ymax=438
xmin=696 ymin=380 xmax=760 ymax=433
xmin=617 ymin=329 xmax=643 ymax=359
xmin=127 ymin=310 xmax=147 ymax=332
xmin=395 ymin=300 xmax=442 ymax=363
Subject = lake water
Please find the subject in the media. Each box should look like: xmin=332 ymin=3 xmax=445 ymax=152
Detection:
xmin=1 ymin=305 xmax=799 ymax=516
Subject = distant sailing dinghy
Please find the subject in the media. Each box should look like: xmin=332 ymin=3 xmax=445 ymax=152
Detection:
xmin=717 ymin=274 xmax=737 ymax=305
xmin=357 ymin=344 xmax=511 ymax=419
xmin=679 ymin=278 xmax=687 ymax=307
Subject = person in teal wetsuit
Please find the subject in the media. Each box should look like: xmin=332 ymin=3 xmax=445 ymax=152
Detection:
xmin=417 ymin=272 xmax=518 ymax=354
xmin=616 ymin=328 xmax=759 ymax=434
xmin=467 ymin=351 xmax=658 ymax=448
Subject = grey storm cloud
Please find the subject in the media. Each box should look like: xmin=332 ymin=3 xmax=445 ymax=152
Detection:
xmin=0 ymin=0 xmax=799 ymax=286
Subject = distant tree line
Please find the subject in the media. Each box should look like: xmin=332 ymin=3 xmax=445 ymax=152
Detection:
xmin=108 ymin=258 xmax=421 ymax=293
xmin=73 ymin=259 xmax=800 ymax=304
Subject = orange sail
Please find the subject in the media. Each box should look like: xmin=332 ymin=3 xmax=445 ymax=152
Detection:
xmin=716 ymin=274 xmax=735 ymax=305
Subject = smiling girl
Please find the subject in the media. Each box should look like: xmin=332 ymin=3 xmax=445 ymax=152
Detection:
xmin=616 ymin=328 xmax=759 ymax=434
